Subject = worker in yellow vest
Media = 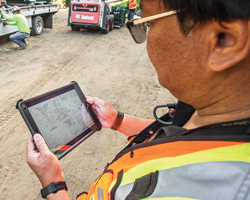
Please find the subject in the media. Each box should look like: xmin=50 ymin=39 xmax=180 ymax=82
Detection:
xmin=26 ymin=0 xmax=250 ymax=199
xmin=127 ymin=0 xmax=137 ymax=21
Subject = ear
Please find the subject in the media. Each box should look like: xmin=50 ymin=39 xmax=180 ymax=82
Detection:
xmin=207 ymin=20 xmax=250 ymax=72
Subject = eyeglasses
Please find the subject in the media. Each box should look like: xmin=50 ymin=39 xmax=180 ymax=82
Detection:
xmin=126 ymin=10 xmax=177 ymax=44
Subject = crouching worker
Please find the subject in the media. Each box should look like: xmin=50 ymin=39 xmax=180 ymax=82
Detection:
xmin=0 ymin=6 xmax=30 ymax=50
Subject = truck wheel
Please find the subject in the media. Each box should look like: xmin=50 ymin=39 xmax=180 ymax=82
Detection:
xmin=109 ymin=15 xmax=114 ymax=31
xmin=31 ymin=16 xmax=44 ymax=36
xmin=71 ymin=25 xmax=80 ymax=31
xmin=101 ymin=16 xmax=110 ymax=34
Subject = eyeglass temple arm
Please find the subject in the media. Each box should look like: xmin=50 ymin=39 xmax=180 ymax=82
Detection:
xmin=133 ymin=10 xmax=178 ymax=25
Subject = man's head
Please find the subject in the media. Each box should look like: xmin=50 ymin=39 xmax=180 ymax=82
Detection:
xmin=12 ymin=6 xmax=20 ymax=14
xmin=139 ymin=0 xmax=250 ymax=109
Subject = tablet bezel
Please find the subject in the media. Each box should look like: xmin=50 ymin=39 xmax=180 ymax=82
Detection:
xmin=16 ymin=81 xmax=102 ymax=159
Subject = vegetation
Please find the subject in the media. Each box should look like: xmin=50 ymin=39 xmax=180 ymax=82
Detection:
xmin=52 ymin=0 xmax=67 ymax=9
xmin=64 ymin=0 xmax=71 ymax=8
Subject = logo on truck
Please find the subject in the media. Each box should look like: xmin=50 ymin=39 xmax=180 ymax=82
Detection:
xmin=75 ymin=14 xmax=94 ymax=20
xmin=76 ymin=14 xmax=81 ymax=19
xmin=82 ymin=15 xmax=94 ymax=20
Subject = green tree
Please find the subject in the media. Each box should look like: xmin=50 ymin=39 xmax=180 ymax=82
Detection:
xmin=64 ymin=0 xmax=71 ymax=8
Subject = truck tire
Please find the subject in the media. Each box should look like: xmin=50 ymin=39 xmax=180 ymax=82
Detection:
xmin=109 ymin=15 xmax=114 ymax=31
xmin=31 ymin=16 xmax=44 ymax=36
xmin=71 ymin=25 xmax=80 ymax=31
xmin=101 ymin=16 xmax=110 ymax=34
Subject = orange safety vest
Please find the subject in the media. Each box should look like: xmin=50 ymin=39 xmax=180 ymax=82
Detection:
xmin=129 ymin=0 xmax=137 ymax=11
xmin=76 ymin=112 xmax=250 ymax=200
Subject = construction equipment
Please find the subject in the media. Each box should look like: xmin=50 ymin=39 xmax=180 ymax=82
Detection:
xmin=68 ymin=0 xmax=127 ymax=34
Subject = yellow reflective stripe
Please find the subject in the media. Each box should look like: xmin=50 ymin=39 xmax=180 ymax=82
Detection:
xmin=109 ymin=143 xmax=250 ymax=191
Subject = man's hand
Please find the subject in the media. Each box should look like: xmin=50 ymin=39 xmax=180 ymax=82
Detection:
xmin=86 ymin=96 xmax=118 ymax=128
xmin=3 ymin=22 xmax=8 ymax=26
xmin=0 ymin=8 xmax=2 ymax=12
xmin=26 ymin=134 xmax=64 ymax=188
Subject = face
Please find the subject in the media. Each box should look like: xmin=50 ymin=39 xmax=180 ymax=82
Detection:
xmin=140 ymin=0 xmax=214 ymax=107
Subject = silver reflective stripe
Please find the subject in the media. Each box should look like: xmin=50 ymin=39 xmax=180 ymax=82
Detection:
xmin=151 ymin=161 xmax=250 ymax=199
xmin=115 ymin=161 xmax=250 ymax=200
xmin=97 ymin=188 xmax=103 ymax=200
xmin=234 ymin=166 xmax=250 ymax=200
xmin=115 ymin=182 xmax=134 ymax=200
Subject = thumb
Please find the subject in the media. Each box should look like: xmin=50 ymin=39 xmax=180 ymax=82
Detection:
xmin=86 ymin=96 xmax=94 ymax=104
xmin=33 ymin=134 xmax=50 ymax=156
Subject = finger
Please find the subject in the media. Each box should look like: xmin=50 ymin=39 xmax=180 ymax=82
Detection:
xmin=26 ymin=134 xmax=35 ymax=153
xmin=86 ymin=96 xmax=94 ymax=104
xmin=33 ymin=134 xmax=50 ymax=157
xmin=91 ymin=97 xmax=105 ymax=108
xmin=87 ymin=97 xmax=102 ymax=110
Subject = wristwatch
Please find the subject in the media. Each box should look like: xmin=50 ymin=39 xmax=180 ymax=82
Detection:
xmin=111 ymin=111 xmax=124 ymax=130
xmin=41 ymin=181 xmax=68 ymax=199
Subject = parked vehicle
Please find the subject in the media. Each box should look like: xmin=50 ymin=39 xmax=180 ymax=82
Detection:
xmin=6 ymin=0 xmax=53 ymax=5
xmin=0 ymin=2 xmax=59 ymax=37
xmin=68 ymin=0 xmax=126 ymax=34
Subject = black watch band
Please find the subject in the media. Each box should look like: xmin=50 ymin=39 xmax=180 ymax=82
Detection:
xmin=111 ymin=111 xmax=124 ymax=130
xmin=41 ymin=181 xmax=68 ymax=199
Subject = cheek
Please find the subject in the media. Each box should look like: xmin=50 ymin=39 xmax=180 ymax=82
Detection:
xmin=146 ymin=29 xmax=176 ymax=84
xmin=146 ymin=29 xmax=201 ymax=92
xmin=147 ymin=41 xmax=168 ymax=87
xmin=147 ymin=30 xmax=167 ymax=70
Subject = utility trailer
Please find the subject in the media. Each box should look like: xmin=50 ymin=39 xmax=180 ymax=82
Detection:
xmin=0 ymin=3 xmax=59 ymax=37
xmin=68 ymin=0 xmax=125 ymax=34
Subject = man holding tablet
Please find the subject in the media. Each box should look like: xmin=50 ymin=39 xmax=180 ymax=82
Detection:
xmin=26 ymin=0 xmax=250 ymax=199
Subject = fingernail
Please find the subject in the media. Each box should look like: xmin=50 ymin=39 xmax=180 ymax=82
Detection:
xmin=34 ymin=134 xmax=41 ymax=141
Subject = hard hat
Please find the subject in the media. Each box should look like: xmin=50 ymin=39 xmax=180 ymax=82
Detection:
xmin=12 ymin=6 xmax=20 ymax=13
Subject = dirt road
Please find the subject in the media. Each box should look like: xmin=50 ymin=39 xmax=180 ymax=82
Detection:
xmin=0 ymin=10 xmax=176 ymax=199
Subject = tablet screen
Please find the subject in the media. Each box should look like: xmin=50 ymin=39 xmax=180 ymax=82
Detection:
xmin=25 ymin=86 xmax=96 ymax=155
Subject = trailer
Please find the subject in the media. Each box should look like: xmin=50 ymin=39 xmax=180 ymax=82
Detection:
xmin=68 ymin=0 xmax=126 ymax=34
xmin=0 ymin=3 xmax=59 ymax=37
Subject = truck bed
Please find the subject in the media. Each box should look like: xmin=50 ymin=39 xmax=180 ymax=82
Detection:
xmin=0 ymin=4 xmax=58 ymax=37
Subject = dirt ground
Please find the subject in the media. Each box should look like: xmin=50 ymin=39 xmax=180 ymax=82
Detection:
xmin=0 ymin=10 xmax=176 ymax=199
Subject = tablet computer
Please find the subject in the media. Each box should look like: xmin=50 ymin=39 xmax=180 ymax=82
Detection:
xmin=16 ymin=81 xmax=102 ymax=159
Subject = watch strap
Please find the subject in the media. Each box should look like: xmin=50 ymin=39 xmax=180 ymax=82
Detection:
xmin=41 ymin=181 xmax=67 ymax=199
xmin=111 ymin=111 xmax=124 ymax=130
